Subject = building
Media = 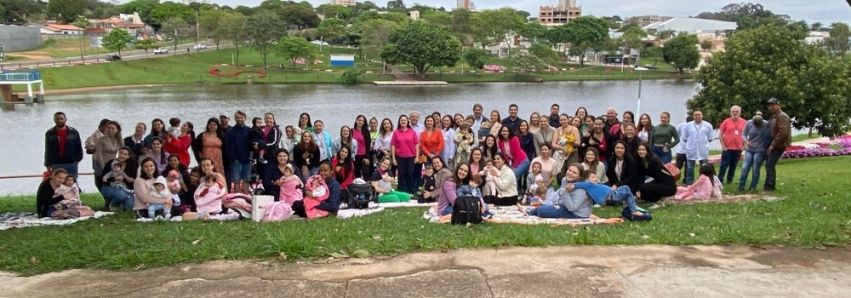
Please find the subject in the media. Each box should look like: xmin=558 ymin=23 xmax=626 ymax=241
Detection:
xmin=643 ymin=17 xmax=737 ymax=38
xmin=539 ymin=0 xmax=581 ymax=28
xmin=88 ymin=14 xmax=146 ymax=37
xmin=626 ymin=15 xmax=672 ymax=28
xmin=0 ymin=25 xmax=43 ymax=51
xmin=40 ymin=23 xmax=84 ymax=35
xmin=331 ymin=0 xmax=357 ymax=6
xmin=409 ymin=10 xmax=420 ymax=21
xmin=457 ymin=0 xmax=474 ymax=11
xmin=805 ymin=31 xmax=829 ymax=45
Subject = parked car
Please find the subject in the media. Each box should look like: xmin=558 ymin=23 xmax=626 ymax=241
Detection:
xmin=105 ymin=55 xmax=121 ymax=61
xmin=193 ymin=44 xmax=207 ymax=50
xmin=153 ymin=48 xmax=169 ymax=55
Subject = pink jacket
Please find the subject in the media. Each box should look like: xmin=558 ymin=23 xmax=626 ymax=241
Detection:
xmin=497 ymin=136 xmax=527 ymax=168
xmin=194 ymin=182 xmax=224 ymax=215
xmin=303 ymin=175 xmax=330 ymax=219
xmin=437 ymin=180 xmax=457 ymax=214
xmin=278 ymin=177 xmax=303 ymax=205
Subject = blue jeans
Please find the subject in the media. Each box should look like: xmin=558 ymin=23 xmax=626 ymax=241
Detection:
xmin=50 ymin=163 xmax=79 ymax=179
xmin=763 ymin=149 xmax=783 ymax=191
xmin=718 ymin=150 xmax=742 ymax=183
xmin=147 ymin=203 xmax=169 ymax=218
xmin=513 ymin=159 xmax=530 ymax=193
xmin=738 ymin=150 xmax=765 ymax=191
xmin=529 ymin=205 xmax=583 ymax=219
xmin=606 ymin=186 xmax=642 ymax=213
xmin=230 ymin=161 xmax=252 ymax=183
xmin=684 ymin=159 xmax=708 ymax=185
xmin=100 ymin=185 xmax=134 ymax=210
xmin=652 ymin=146 xmax=673 ymax=164
xmin=440 ymin=204 xmax=453 ymax=216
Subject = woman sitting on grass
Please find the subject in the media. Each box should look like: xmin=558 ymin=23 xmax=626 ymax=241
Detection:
xmin=194 ymin=158 xmax=227 ymax=216
xmin=521 ymin=163 xmax=592 ymax=219
xmin=371 ymin=157 xmax=412 ymax=203
xmin=606 ymin=141 xmax=640 ymax=194
xmin=635 ymin=143 xmax=677 ymax=203
xmin=580 ymin=147 xmax=607 ymax=185
xmin=133 ymin=158 xmax=173 ymax=219
xmin=485 ymin=154 xmax=519 ymax=206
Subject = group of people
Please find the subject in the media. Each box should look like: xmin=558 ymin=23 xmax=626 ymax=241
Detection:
xmin=37 ymin=97 xmax=791 ymax=220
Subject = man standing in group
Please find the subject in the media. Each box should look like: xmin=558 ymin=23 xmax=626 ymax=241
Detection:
xmin=674 ymin=114 xmax=693 ymax=182
xmin=681 ymin=110 xmax=714 ymax=185
xmin=501 ymin=104 xmax=521 ymax=134
xmin=410 ymin=111 xmax=424 ymax=135
xmin=604 ymin=107 xmax=622 ymax=158
xmin=225 ymin=111 xmax=251 ymax=189
xmin=471 ymin=104 xmax=487 ymax=133
xmin=219 ymin=114 xmax=231 ymax=132
xmin=718 ymin=105 xmax=746 ymax=184
xmin=44 ymin=112 xmax=84 ymax=179
xmin=548 ymin=104 xmax=561 ymax=128
xmin=764 ymin=97 xmax=790 ymax=192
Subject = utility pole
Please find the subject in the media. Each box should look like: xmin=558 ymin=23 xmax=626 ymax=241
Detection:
xmin=173 ymin=28 xmax=178 ymax=55
xmin=195 ymin=9 xmax=201 ymax=50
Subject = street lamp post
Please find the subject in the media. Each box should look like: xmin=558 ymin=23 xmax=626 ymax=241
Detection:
xmin=635 ymin=66 xmax=648 ymax=116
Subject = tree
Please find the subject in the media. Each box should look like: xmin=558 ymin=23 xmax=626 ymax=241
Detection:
xmin=47 ymin=0 xmax=86 ymax=23
xmin=528 ymin=43 xmax=559 ymax=64
xmin=511 ymin=52 xmax=548 ymax=73
xmin=317 ymin=18 xmax=346 ymax=44
xmin=160 ymin=17 xmax=188 ymax=52
xmin=380 ymin=21 xmax=462 ymax=75
xmin=422 ymin=10 xmax=451 ymax=28
xmin=519 ymin=22 xmax=548 ymax=43
xmin=618 ymin=23 xmax=647 ymax=51
xmin=246 ymin=11 xmax=287 ymax=69
xmin=149 ymin=1 xmax=196 ymax=30
xmin=662 ymin=33 xmax=700 ymax=73
xmin=656 ymin=29 xmax=676 ymax=40
xmin=71 ymin=16 xmax=90 ymax=61
xmin=102 ymin=28 xmax=133 ymax=55
xmin=450 ymin=9 xmax=473 ymax=45
xmin=356 ymin=18 xmax=398 ymax=59
xmin=690 ymin=24 xmax=851 ymax=138
xmin=317 ymin=4 xmax=353 ymax=20
xmin=695 ymin=2 xmax=787 ymax=30
xmin=217 ymin=12 xmax=247 ymax=67
xmin=119 ymin=0 xmax=159 ymax=26
xmin=134 ymin=38 xmax=157 ymax=55
xmin=700 ymin=39 xmax=713 ymax=51
xmin=463 ymin=48 xmax=487 ymax=70
xmin=275 ymin=36 xmax=318 ymax=69
xmin=562 ymin=16 xmax=609 ymax=67
xmin=826 ymin=22 xmax=850 ymax=57
xmin=198 ymin=9 xmax=225 ymax=48
xmin=471 ymin=8 xmax=526 ymax=56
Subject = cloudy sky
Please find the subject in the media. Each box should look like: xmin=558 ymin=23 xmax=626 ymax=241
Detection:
xmin=206 ymin=0 xmax=851 ymax=25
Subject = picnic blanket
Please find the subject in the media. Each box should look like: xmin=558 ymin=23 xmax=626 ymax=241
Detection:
xmin=665 ymin=194 xmax=783 ymax=206
xmin=0 ymin=211 xmax=113 ymax=231
xmin=422 ymin=206 xmax=624 ymax=226
xmin=337 ymin=206 xmax=386 ymax=219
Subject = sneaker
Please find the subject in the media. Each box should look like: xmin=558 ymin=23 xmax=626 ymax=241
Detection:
xmin=155 ymin=215 xmax=165 ymax=221
xmin=258 ymin=157 xmax=268 ymax=164
xmin=593 ymin=204 xmax=601 ymax=208
xmin=249 ymin=159 xmax=257 ymax=166
xmin=169 ymin=216 xmax=183 ymax=222
xmin=136 ymin=217 xmax=153 ymax=223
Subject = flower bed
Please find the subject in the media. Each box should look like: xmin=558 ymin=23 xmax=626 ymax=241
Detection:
xmin=782 ymin=135 xmax=851 ymax=158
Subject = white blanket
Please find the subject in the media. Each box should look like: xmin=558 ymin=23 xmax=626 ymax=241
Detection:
xmin=0 ymin=211 xmax=113 ymax=231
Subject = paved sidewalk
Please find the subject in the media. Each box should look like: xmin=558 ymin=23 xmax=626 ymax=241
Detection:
xmin=2 ymin=245 xmax=850 ymax=297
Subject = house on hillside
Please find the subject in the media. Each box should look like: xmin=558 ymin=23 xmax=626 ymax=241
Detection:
xmin=87 ymin=12 xmax=149 ymax=37
xmin=643 ymin=17 xmax=737 ymax=38
xmin=41 ymin=23 xmax=84 ymax=35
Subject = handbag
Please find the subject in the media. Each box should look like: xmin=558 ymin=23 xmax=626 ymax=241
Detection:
xmin=663 ymin=163 xmax=681 ymax=181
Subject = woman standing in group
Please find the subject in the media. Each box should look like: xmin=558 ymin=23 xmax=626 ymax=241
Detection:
xmin=391 ymin=115 xmax=419 ymax=194
xmin=649 ymin=112 xmax=679 ymax=164
xmin=454 ymin=116 xmax=477 ymax=167
xmin=419 ymin=117 xmax=445 ymax=165
xmin=124 ymin=122 xmax=147 ymax=157
xmin=636 ymin=113 xmax=653 ymax=143
xmin=295 ymin=113 xmax=313 ymax=135
xmin=331 ymin=146 xmax=356 ymax=189
xmin=292 ymin=131 xmax=321 ymax=180
xmin=620 ymin=123 xmax=640 ymax=158
xmin=635 ymin=143 xmax=677 ymax=203
xmin=606 ymin=141 xmax=639 ymax=193
xmin=534 ymin=117 xmax=555 ymax=158
xmin=552 ymin=114 xmax=580 ymax=173
xmin=518 ymin=120 xmax=536 ymax=161
xmin=497 ymin=126 xmax=529 ymax=178
xmin=279 ymin=125 xmax=298 ymax=154
xmin=164 ymin=121 xmax=194 ymax=167
xmin=352 ymin=115 xmax=373 ymax=179
xmin=261 ymin=113 xmax=282 ymax=162
xmin=480 ymin=135 xmax=500 ymax=162
xmin=574 ymin=107 xmax=589 ymax=133
xmin=144 ymin=118 xmax=166 ymax=147
xmin=368 ymin=117 xmax=380 ymax=141
xmin=335 ymin=125 xmax=358 ymax=157
xmin=479 ymin=110 xmax=503 ymax=142
xmin=582 ymin=117 xmax=609 ymax=162
xmin=373 ymin=118 xmax=394 ymax=162
xmin=143 ymin=137 xmax=169 ymax=173
xmin=262 ymin=149 xmax=293 ymax=198
xmin=622 ymin=111 xmax=635 ymax=125
xmin=95 ymin=121 xmax=122 ymax=191
xmin=528 ymin=112 xmax=542 ymax=135
xmin=195 ymin=118 xmax=225 ymax=175
xmin=440 ymin=115 xmax=457 ymax=170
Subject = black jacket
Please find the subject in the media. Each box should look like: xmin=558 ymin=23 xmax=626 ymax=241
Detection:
xmin=36 ymin=180 xmax=61 ymax=217
xmin=606 ymin=155 xmax=640 ymax=192
xmin=44 ymin=126 xmax=84 ymax=167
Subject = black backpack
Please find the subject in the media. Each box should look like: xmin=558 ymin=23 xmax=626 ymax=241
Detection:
xmin=451 ymin=195 xmax=483 ymax=225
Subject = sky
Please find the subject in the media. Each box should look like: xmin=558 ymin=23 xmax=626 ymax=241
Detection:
xmin=202 ymin=0 xmax=851 ymax=25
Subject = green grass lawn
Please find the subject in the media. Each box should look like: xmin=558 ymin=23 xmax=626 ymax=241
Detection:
xmin=0 ymin=156 xmax=849 ymax=275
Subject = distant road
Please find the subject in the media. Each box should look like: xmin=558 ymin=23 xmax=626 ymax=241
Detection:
xmin=0 ymin=41 xmax=228 ymax=71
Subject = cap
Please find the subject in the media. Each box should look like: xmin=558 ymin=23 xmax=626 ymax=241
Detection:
xmin=766 ymin=97 xmax=780 ymax=105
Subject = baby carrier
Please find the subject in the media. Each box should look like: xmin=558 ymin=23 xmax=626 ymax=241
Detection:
xmin=346 ymin=179 xmax=376 ymax=209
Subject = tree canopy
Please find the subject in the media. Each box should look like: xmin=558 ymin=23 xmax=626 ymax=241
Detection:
xmin=101 ymin=28 xmax=133 ymax=55
xmin=275 ymin=36 xmax=318 ymax=68
xmin=690 ymin=24 xmax=851 ymax=137
xmin=662 ymin=34 xmax=700 ymax=73
xmin=380 ymin=21 xmax=461 ymax=75
xmin=560 ymin=16 xmax=609 ymax=67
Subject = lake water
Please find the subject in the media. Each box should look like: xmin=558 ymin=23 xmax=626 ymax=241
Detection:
xmin=0 ymin=80 xmax=701 ymax=195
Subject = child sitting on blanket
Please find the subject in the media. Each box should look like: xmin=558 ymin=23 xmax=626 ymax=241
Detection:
xmin=417 ymin=165 xmax=437 ymax=203
xmin=277 ymin=164 xmax=303 ymax=205
xmin=195 ymin=175 xmax=225 ymax=217
xmin=566 ymin=170 xmax=646 ymax=217
xmin=165 ymin=170 xmax=183 ymax=207
xmin=53 ymin=176 xmax=81 ymax=207
xmin=147 ymin=176 xmax=172 ymax=220
xmin=102 ymin=162 xmax=133 ymax=195
xmin=524 ymin=162 xmax=543 ymax=203
xmin=676 ymin=164 xmax=722 ymax=200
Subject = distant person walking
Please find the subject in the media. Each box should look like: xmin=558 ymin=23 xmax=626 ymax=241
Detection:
xmin=764 ymin=98 xmax=791 ymax=192
xmin=718 ymin=105 xmax=746 ymax=184
xmin=44 ymin=112 xmax=84 ymax=179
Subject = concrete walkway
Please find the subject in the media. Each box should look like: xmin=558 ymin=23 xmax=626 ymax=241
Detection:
xmin=2 ymin=245 xmax=850 ymax=297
